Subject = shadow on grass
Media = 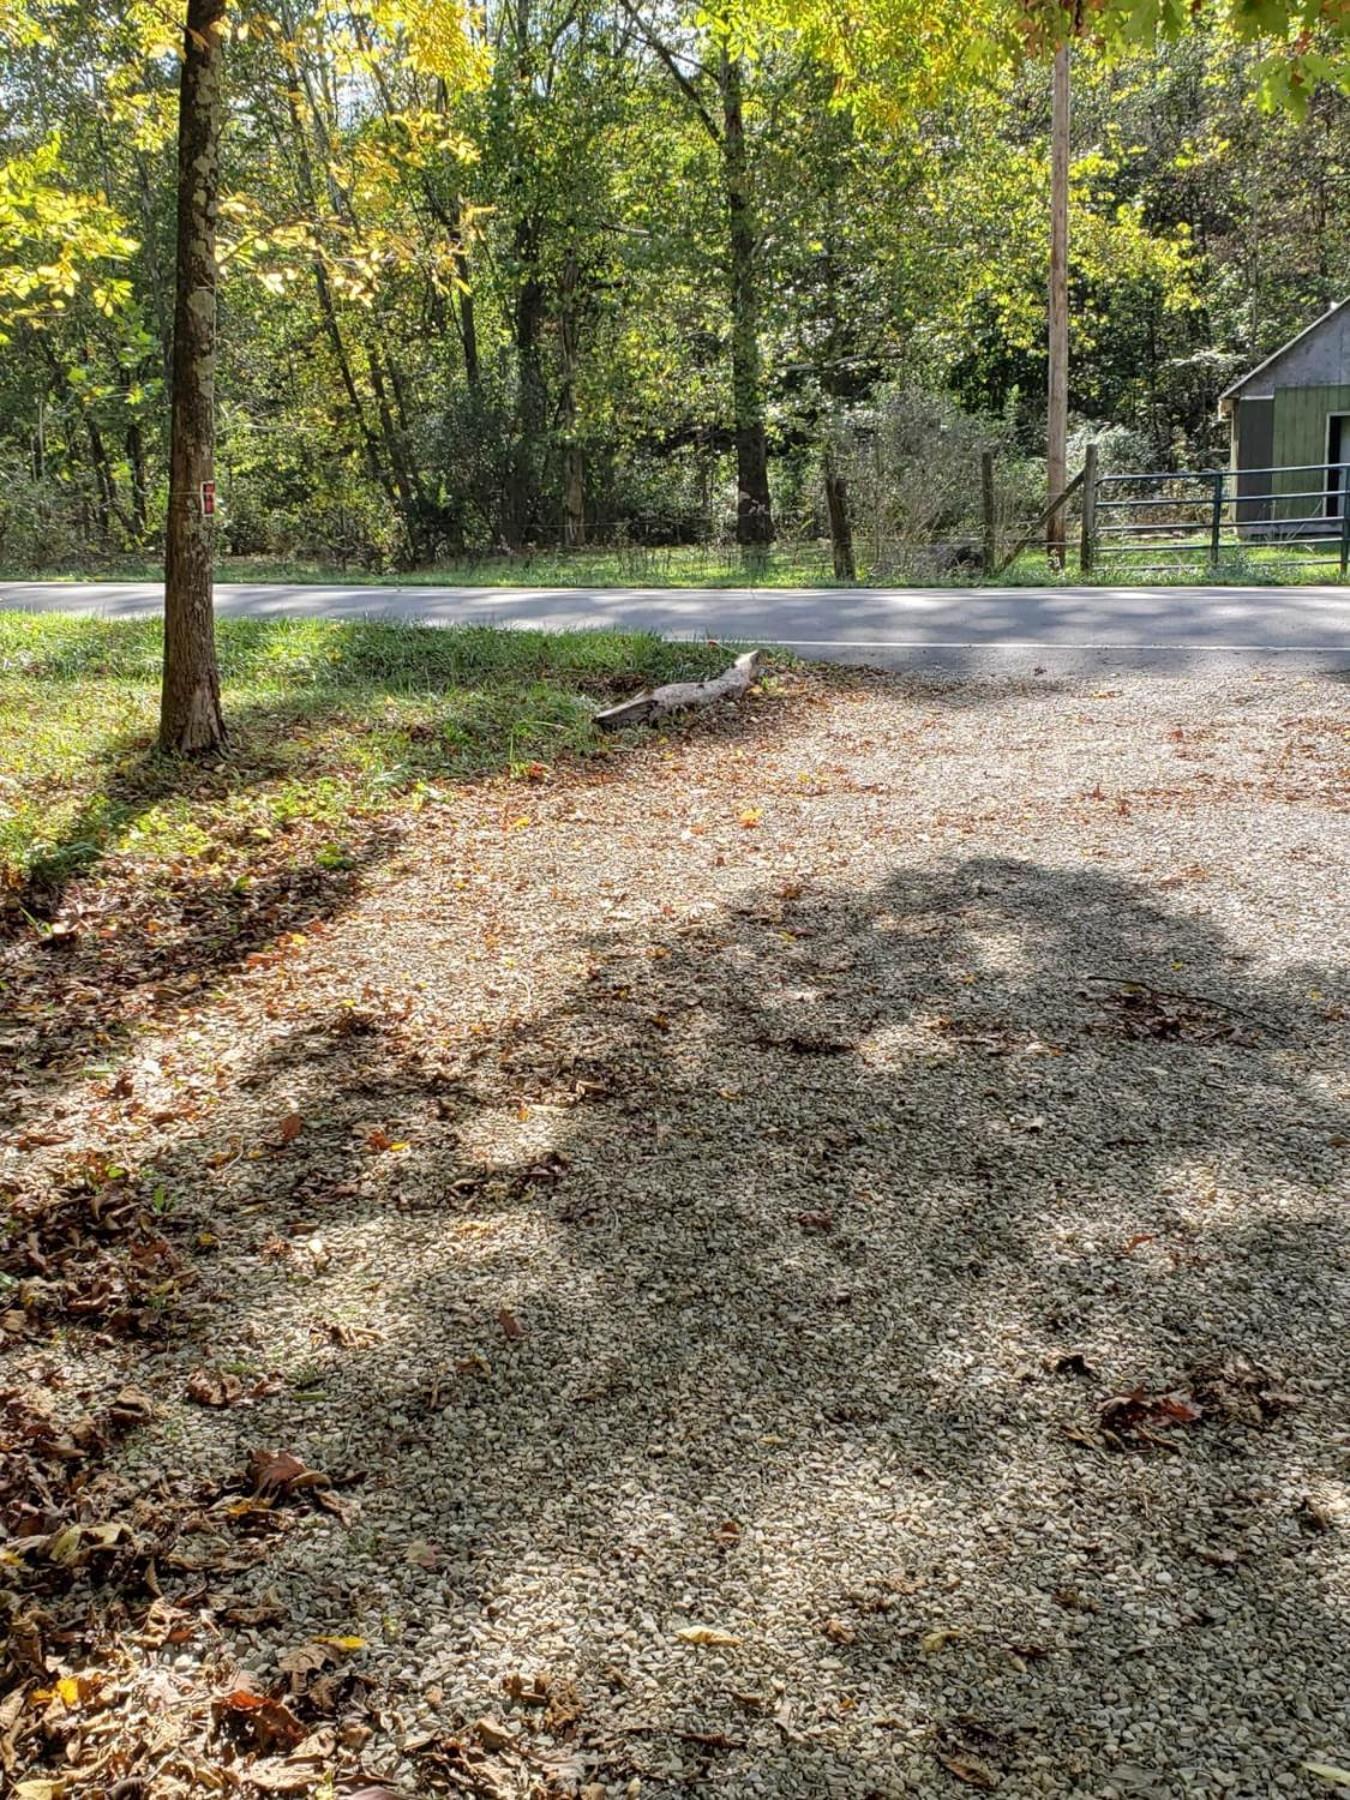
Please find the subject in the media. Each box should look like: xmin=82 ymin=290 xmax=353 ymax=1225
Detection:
xmin=1 ymin=621 xmax=835 ymax=1095
xmin=7 ymin=849 xmax=1346 ymax=1795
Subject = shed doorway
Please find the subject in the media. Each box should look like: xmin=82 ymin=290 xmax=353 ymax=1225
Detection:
xmin=1328 ymin=413 xmax=1349 ymax=516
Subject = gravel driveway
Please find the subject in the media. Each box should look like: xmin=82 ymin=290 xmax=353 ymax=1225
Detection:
xmin=4 ymin=663 xmax=1348 ymax=1799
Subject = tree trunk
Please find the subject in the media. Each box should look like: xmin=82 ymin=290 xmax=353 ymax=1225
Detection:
xmin=719 ymin=51 xmax=772 ymax=548
xmin=558 ymin=249 xmax=584 ymax=548
xmin=1046 ymin=42 xmax=1070 ymax=567
xmin=127 ymin=416 xmax=149 ymax=538
xmin=823 ymin=447 xmax=856 ymax=580
xmin=507 ymin=237 xmax=547 ymax=548
xmin=161 ymin=0 xmax=226 ymax=754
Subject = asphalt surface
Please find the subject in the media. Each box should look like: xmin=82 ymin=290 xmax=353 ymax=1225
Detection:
xmin=3 ymin=578 xmax=1349 ymax=673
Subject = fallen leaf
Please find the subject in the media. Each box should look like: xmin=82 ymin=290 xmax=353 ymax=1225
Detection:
xmin=921 ymin=1627 xmax=962 ymax=1654
xmin=406 ymin=1539 xmax=440 ymax=1569
xmin=109 ymin=1386 xmax=154 ymax=1424
xmin=248 ymin=1448 xmax=330 ymax=1497
xmin=1305 ymin=1768 xmax=1350 ymax=1791
xmin=279 ymin=1113 xmax=303 ymax=1143
xmin=476 ymin=1715 xmax=517 ymax=1752
xmin=676 ymin=1625 xmax=742 ymax=1646
xmin=497 ymin=1307 xmax=526 ymax=1341
xmin=822 ymin=1617 xmax=855 ymax=1644
xmin=212 ymin=1687 xmax=306 ymax=1753
xmin=739 ymin=808 xmax=762 ymax=828
xmin=1099 ymin=1385 xmax=1203 ymax=1447
xmin=938 ymin=1750 xmax=1001 ymax=1788
xmin=188 ymin=1368 xmax=244 ymax=1408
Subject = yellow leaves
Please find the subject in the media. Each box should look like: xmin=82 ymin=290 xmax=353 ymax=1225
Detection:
xmin=347 ymin=0 xmax=489 ymax=87
xmin=0 ymin=136 xmax=139 ymax=334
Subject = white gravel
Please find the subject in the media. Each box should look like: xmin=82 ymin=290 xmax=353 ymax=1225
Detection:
xmin=8 ymin=664 xmax=1350 ymax=1799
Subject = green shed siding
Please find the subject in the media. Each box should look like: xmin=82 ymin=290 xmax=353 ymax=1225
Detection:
xmin=1269 ymin=383 xmax=1350 ymax=521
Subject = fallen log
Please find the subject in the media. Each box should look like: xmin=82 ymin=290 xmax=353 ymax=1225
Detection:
xmin=593 ymin=648 xmax=763 ymax=732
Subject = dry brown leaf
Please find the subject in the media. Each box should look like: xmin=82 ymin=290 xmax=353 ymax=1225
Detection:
xmin=278 ymin=1112 xmax=304 ymax=1143
xmin=212 ymin=1687 xmax=306 ymax=1754
xmin=248 ymin=1448 xmax=330 ymax=1497
xmin=938 ymin=1750 xmax=1001 ymax=1788
xmin=497 ymin=1307 xmax=526 ymax=1341
xmin=188 ymin=1368 xmax=244 ymax=1408
xmin=675 ymin=1625 xmax=741 ymax=1646
xmin=476 ymin=1714 xmax=517 ymax=1752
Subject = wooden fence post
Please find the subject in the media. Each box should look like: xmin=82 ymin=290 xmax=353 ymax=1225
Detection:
xmin=1079 ymin=441 xmax=1099 ymax=575
xmin=1209 ymin=470 xmax=1224 ymax=567
xmin=981 ymin=450 xmax=996 ymax=575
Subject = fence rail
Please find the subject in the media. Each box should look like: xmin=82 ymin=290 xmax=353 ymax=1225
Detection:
xmin=1084 ymin=459 xmax=1350 ymax=573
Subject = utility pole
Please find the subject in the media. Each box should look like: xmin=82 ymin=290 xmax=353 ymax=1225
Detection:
xmin=1047 ymin=41 xmax=1070 ymax=567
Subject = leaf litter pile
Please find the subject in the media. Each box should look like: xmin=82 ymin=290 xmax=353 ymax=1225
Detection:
xmin=2 ymin=663 xmax=1349 ymax=1798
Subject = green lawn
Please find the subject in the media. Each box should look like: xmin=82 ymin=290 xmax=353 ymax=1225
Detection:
xmin=0 ymin=614 xmax=733 ymax=910
xmin=4 ymin=538 xmax=1344 ymax=588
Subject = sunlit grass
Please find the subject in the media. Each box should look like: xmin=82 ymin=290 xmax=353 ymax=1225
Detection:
xmin=3 ymin=537 xmax=1343 ymax=588
xmin=0 ymin=614 xmax=734 ymax=900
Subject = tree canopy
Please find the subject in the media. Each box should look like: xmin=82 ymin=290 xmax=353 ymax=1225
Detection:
xmin=0 ymin=0 xmax=1344 ymax=576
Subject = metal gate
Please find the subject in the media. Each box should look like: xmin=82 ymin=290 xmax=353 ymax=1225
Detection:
xmin=1085 ymin=460 xmax=1350 ymax=575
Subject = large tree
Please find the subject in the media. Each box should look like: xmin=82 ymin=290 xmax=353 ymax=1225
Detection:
xmin=160 ymin=0 xmax=226 ymax=753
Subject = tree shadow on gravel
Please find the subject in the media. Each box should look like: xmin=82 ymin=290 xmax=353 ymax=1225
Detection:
xmin=2 ymin=660 xmax=855 ymax=1105
xmin=6 ymin=849 xmax=1341 ymax=1797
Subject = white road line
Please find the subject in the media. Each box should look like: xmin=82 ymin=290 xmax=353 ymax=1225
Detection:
xmin=766 ymin=639 xmax=1350 ymax=652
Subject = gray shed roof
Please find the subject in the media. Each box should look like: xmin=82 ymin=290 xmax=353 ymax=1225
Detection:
xmin=1219 ymin=297 xmax=1350 ymax=405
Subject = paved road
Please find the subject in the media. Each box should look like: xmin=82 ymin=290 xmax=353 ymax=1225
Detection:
xmin=3 ymin=579 xmax=1349 ymax=673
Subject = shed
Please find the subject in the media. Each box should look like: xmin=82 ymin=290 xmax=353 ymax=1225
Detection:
xmin=1219 ymin=297 xmax=1350 ymax=532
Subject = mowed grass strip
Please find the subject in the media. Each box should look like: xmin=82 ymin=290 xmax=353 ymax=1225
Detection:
xmin=0 ymin=614 xmax=732 ymax=906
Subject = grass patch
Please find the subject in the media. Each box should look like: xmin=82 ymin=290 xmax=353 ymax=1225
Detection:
xmin=0 ymin=613 xmax=733 ymax=907
xmin=2 ymin=537 xmax=1344 ymax=589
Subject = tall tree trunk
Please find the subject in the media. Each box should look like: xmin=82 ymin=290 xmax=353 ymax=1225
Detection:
xmin=367 ymin=339 xmax=422 ymax=555
xmin=127 ymin=417 xmax=149 ymax=538
xmin=719 ymin=51 xmax=772 ymax=547
xmin=161 ymin=0 xmax=227 ymax=753
xmin=823 ymin=445 xmax=856 ymax=580
xmin=507 ymin=235 xmax=547 ymax=548
xmin=558 ymin=249 xmax=584 ymax=548
xmin=1046 ymin=42 xmax=1070 ymax=567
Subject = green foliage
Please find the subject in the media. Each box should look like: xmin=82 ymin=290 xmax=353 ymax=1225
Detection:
xmin=0 ymin=0 xmax=1345 ymax=577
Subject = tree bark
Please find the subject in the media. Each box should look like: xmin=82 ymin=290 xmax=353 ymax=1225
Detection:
xmin=719 ymin=51 xmax=772 ymax=547
xmin=1046 ymin=42 xmax=1070 ymax=567
xmin=161 ymin=0 xmax=226 ymax=754
xmin=127 ymin=416 xmax=149 ymax=538
xmin=559 ymin=249 xmax=585 ymax=548
xmin=507 ymin=230 xmax=547 ymax=548
xmin=823 ymin=446 xmax=855 ymax=580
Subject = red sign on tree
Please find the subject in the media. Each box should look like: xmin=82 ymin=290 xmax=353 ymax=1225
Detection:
xmin=200 ymin=479 xmax=216 ymax=516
